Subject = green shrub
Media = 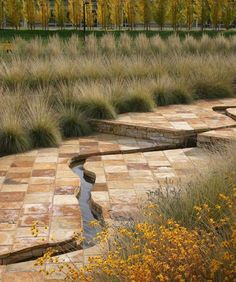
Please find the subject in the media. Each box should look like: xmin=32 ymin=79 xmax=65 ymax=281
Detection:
xmin=192 ymin=81 xmax=235 ymax=99
xmin=0 ymin=115 xmax=29 ymax=155
xmin=78 ymin=96 xmax=116 ymax=120
xmin=59 ymin=106 xmax=91 ymax=138
xmin=113 ymin=90 xmax=155 ymax=114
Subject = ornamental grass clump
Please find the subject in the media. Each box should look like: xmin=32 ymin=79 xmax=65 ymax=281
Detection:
xmin=112 ymin=87 xmax=155 ymax=114
xmin=78 ymin=95 xmax=116 ymax=120
xmin=152 ymin=78 xmax=192 ymax=106
xmin=100 ymin=34 xmax=116 ymax=54
xmin=119 ymin=33 xmax=132 ymax=54
xmin=149 ymin=144 xmax=236 ymax=229
xmin=192 ymin=80 xmax=235 ymax=99
xmin=182 ymin=36 xmax=199 ymax=53
xmin=0 ymin=112 xmax=29 ymax=155
xmin=58 ymin=105 xmax=91 ymax=138
xmin=26 ymin=98 xmax=61 ymax=148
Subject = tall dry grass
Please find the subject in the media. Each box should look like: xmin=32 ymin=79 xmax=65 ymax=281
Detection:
xmin=0 ymin=34 xmax=235 ymax=154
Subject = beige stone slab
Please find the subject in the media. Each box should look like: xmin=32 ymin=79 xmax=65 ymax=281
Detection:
xmin=53 ymin=195 xmax=78 ymax=206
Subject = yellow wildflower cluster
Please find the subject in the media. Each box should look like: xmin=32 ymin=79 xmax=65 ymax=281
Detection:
xmin=77 ymin=191 xmax=236 ymax=282
xmin=34 ymin=248 xmax=55 ymax=267
xmin=31 ymin=221 xmax=39 ymax=237
xmin=33 ymin=191 xmax=236 ymax=281
xmin=31 ymin=221 xmax=49 ymax=239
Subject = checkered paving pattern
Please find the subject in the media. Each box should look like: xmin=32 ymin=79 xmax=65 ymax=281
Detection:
xmin=85 ymin=147 xmax=209 ymax=220
xmin=0 ymin=147 xmax=209 ymax=282
xmin=0 ymin=135 xmax=159 ymax=259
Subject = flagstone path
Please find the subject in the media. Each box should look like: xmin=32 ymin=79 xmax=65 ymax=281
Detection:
xmin=0 ymin=135 xmax=163 ymax=265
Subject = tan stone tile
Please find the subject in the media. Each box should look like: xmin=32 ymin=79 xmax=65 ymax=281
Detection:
xmin=24 ymin=193 xmax=53 ymax=204
xmin=2 ymin=271 xmax=43 ymax=282
xmin=32 ymin=169 xmax=56 ymax=178
xmin=0 ymin=246 xmax=12 ymax=255
xmin=52 ymin=205 xmax=80 ymax=217
xmin=1 ymin=184 xmax=28 ymax=192
xmin=56 ymin=170 xmax=77 ymax=178
xmin=8 ymin=167 xmax=32 ymax=173
xmin=35 ymin=156 xmax=58 ymax=163
xmin=0 ymin=202 xmax=23 ymax=209
xmin=54 ymin=185 xmax=77 ymax=195
xmin=109 ymin=189 xmax=137 ymax=205
xmin=0 ymin=223 xmax=16 ymax=231
xmin=15 ymin=226 xmax=48 ymax=238
xmin=6 ymin=261 xmax=37 ymax=272
xmin=22 ymin=203 xmax=51 ymax=215
xmin=106 ymin=172 xmax=130 ymax=181
xmin=12 ymin=237 xmax=48 ymax=251
xmin=104 ymin=165 xmax=128 ymax=173
xmin=0 ymin=192 xmax=25 ymax=202
xmin=0 ymin=210 xmax=20 ymax=224
xmin=0 ymin=231 xmax=14 ymax=245
xmin=91 ymin=192 xmax=109 ymax=202
xmin=33 ymin=163 xmax=57 ymax=170
xmin=53 ymin=195 xmax=78 ymax=206
xmin=30 ymin=177 xmax=54 ymax=185
xmin=27 ymin=184 xmax=53 ymax=193
xmin=19 ymin=214 xmax=50 ymax=227
xmin=107 ymin=180 xmax=134 ymax=189
xmin=55 ymin=178 xmax=79 ymax=186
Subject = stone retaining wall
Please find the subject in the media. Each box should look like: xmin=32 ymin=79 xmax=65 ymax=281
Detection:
xmin=91 ymin=120 xmax=196 ymax=146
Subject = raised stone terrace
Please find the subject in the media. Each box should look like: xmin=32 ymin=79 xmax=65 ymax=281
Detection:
xmin=92 ymin=99 xmax=236 ymax=145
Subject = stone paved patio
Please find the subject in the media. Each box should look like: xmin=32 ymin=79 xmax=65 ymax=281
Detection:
xmin=85 ymin=148 xmax=209 ymax=221
xmin=0 ymin=147 xmax=210 ymax=282
xmin=0 ymin=99 xmax=236 ymax=281
xmin=113 ymin=99 xmax=236 ymax=131
xmin=0 ymin=135 xmax=162 ymax=263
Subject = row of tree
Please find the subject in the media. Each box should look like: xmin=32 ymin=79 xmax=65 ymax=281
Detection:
xmin=0 ymin=0 xmax=235 ymax=30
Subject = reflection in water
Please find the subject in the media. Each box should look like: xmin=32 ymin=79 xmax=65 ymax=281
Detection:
xmin=72 ymin=165 xmax=101 ymax=248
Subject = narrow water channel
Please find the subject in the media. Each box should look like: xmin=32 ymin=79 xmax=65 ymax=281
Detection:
xmin=72 ymin=164 xmax=101 ymax=248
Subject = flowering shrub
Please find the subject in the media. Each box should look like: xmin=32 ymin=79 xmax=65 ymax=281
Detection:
xmin=77 ymin=192 xmax=236 ymax=282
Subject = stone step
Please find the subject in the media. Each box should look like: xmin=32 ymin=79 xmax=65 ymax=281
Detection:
xmin=197 ymin=127 xmax=236 ymax=148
